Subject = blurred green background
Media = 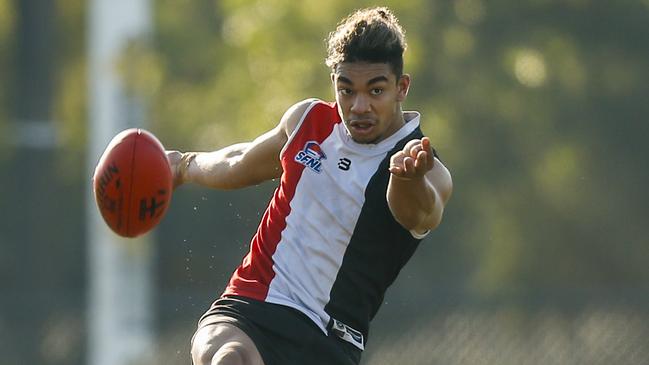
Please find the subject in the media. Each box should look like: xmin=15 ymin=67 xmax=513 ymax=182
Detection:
xmin=1 ymin=0 xmax=649 ymax=364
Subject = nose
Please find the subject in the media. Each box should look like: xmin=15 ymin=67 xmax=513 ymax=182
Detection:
xmin=350 ymin=94 xmax=371 ymax=114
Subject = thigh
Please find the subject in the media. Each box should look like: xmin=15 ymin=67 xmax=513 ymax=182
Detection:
xmin=194 ymin=296 xmax=361 ymax=365
xmin=191 ymin=322 xmax=264 ymax=365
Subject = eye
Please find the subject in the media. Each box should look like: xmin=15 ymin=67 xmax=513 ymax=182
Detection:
xmin=370 ymin=88 xmax=383 ymax=96
xmin=338 ymin=88 xmax=353 ymax=96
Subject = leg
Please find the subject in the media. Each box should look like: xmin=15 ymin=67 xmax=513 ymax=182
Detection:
xmin=192 ymin=322 xmax=265 ymax=365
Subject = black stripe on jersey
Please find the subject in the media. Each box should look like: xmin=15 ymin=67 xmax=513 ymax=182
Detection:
xmin=324 ymin=127 xmax=427 ymax=343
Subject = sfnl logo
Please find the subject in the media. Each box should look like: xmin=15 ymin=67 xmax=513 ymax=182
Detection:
xmin=295 ymin=141 xmax=327 ymax=173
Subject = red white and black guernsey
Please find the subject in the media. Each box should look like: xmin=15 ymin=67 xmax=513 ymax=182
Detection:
xmin=222 ymin=98 xmax=431 ymax=350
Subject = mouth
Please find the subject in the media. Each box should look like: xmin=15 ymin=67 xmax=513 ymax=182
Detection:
xmin=348 ymin=119 xmax=376 ymax=136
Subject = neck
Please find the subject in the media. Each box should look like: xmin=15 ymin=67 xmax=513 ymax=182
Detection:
xmin=387 ymin=108 xmax=406 ymax=135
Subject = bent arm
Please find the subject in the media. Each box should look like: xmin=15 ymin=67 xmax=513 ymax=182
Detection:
xmin=168 ymin=99 xmax=312 ymax=190
xmin=387 ymin=137 xmax=453 ymax=233
xmin=181 ymin=130 xmax=284 ymax=190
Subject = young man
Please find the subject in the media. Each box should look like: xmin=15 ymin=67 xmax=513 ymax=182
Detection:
xmin=167 ymin=7 xmax=452 ymax=365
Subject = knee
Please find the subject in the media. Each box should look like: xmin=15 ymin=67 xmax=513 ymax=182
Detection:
xmin=191 ymin=326 xmax=217 ymax=365
xmin=191 ymin=325 xmax=255 ymax=365
xmin=191 ymin=340 xmax=211 ymax=365
xmin=214 ymin=342 xmax=248 ymax=364
xmin=193 ymin=340 xmax=247 ymax=365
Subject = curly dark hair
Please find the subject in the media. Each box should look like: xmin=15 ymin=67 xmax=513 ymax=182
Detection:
xmin=326 ymin=7 xmax=407 ymax=77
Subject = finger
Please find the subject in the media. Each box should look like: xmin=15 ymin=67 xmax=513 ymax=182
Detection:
xmin=403 ymin=156 xmax=416 ymax=175
xmin=410 ymin=144 xmax=423 ymax=159
xmin=421 ymin=137 xmax=431 ymax=153
xmin=390 ymin=151 xmax=406 ymax=164
xmin=389 ymin=165 xmax=404 ymax=175
xmin=389 ymin=151 xmax=405 ymax=176
xmin=404 ymin=139 xmax=421 ymax=151
xmin=403 ymin=139 xmax=421 ymax=157
xmin=414 ymin=150 xmax=428 ymax=171
xmin=420 ymin=138 xmax=436 ymax=170
xmin=165 ymin=150 xmax=178 ymax=164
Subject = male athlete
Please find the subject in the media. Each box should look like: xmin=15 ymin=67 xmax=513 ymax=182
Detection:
xmin=167 ymin=7 xmax=453 ymax=365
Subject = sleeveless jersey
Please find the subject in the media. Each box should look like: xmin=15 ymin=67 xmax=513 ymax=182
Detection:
xmin=222 ymin=99 xmax=427 ymax=348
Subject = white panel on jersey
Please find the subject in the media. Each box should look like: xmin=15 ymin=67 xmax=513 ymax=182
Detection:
xmin=266 ymin=113 xmax=422 ymax=333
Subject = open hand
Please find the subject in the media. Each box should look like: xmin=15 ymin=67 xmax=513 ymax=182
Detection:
xmin=389 ymin=137 xmax=435 ymax=180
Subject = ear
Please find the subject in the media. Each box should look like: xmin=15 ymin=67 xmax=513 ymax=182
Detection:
xmin=396 ymin=74 xmax=410 ymax=102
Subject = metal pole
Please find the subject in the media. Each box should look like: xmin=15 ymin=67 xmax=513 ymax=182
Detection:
xmin=87 ymin=1 xmax=154 ymax=364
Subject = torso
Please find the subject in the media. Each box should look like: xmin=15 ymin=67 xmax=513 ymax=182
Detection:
xmin=222 ymin=99 xmax=426 ymax=345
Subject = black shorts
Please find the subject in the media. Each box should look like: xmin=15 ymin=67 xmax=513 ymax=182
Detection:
xmin=195 ymin=296 xmax=362 ymax=365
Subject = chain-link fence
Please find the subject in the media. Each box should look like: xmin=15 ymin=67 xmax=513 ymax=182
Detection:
xmin=150 ymin=301 xmax=649 ymax=365
xmin=362 ymin=306 xmax=649 ymax=365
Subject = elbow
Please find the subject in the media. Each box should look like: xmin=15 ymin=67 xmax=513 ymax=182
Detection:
xmin=387 ymin=176 xmax=450 ymax=233
xmin=394 ymin=204 xmax=444 ymax=233
xmin=394 ymin=212 xmax=423 ymax=232
xmin=425 ymin=210 xmax=444 ymax=231
xmin=393 ymin=207 xmax=442 ymax=232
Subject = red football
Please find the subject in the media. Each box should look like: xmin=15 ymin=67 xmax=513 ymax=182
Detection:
xmin=93 ymin=128 xmax=173 ymax=237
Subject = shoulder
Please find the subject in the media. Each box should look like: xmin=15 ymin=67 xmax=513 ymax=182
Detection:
xmin=279 ymin=98 xmax=319 ymax=137
xmin=278 ymin=99 xmax=314 ymax=138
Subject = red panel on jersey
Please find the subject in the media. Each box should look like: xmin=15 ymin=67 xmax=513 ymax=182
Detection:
xmin=223 ymin=101 xmax=341 ymax=300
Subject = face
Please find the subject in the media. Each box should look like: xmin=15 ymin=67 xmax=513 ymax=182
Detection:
xmin=332 ymin=62 xmax=410 ymax=144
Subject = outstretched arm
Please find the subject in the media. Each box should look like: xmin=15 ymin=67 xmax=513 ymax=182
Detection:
xmin=387 ymin=137 xmax=453 ymax=234
xmin=167 ymin=100 xmax=312 ymax=190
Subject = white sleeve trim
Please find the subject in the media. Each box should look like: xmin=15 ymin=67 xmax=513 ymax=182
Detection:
xmin=410 ymin=229 xmax=430 ymax=239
